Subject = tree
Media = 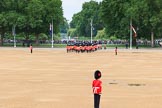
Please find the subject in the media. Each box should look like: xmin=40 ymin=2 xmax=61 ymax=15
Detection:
xmin=101 ymin=0 xmax=130 ymax=39
xmin=0 ymin=0 xmax=10 ymax=45
xmin=0 ymin=0 xmax=64 ymax=46
xmin=101 ymin=0 xmax=162 ymax=46
xmin=25 ymin=0 xmax=44 ymax=45
xmin=141 ymin=0 xmax=162 ymax=47
xmin=45 ymin=0 xmax=63 ymax=34
xmin=60 ymin=18 xmax=69 ymax=33
xmin=70 ymin=1 xmax=103 ymax=37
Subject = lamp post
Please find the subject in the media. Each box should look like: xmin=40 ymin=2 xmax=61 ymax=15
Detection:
xmin=130 ymin=18 xmax=132 ymax=49
xmin=12 ymin=25 xmax=16 ymax=47
xmin=90 ymin=19 xmax=93 ymax=43
xmin=51 ymin=20 xmax=54 ymax=48
xmin=67 ymin=20 xmax=70 ymax=41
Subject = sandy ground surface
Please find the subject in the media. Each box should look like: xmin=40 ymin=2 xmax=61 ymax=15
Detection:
xmin=0 ymin=47 xmax=162 ymax=108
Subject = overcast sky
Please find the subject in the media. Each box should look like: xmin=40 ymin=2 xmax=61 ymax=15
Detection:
xmin=62 ymin=0 xmax=102 ymax=22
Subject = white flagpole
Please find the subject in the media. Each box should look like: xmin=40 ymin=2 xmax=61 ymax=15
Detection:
xmin=130 ymin=18 xmax=132 ymax=49
xmin=52 ymin=20 xmax=54 ymax=48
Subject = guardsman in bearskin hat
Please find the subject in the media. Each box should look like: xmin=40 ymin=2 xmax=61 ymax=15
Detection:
xmin=29 ymin=44 xmax=33 ymax=54
xmin=92 ymin=70 xmax=102 ymax=108
xmin=115 ymin=46 xmax=118 ymax=55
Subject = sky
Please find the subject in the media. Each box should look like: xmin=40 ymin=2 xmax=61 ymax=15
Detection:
xmin=62 ymin=0 xmax=102 ymax=22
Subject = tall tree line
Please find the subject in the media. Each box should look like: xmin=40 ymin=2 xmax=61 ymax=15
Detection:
xmin=70 ymin=1 xmax=104 ymax=37
xmin=0 ymin=0 xmax=63 ymax=46
xmin=101 ymin=0 xmax=162 ymax=46
xmin=70 ymin=0 xmax=162 ymax=46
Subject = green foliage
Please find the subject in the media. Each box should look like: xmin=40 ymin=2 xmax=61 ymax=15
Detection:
xmin=0 ymin=0 xmax=64 ymax=46
xmin=67 ymin=28 xmax=77 ymax=37
xmin=39 ymin=33 xmax=48 ymax=40
xmin=95 ymin=28 xmax=107 ymax=40
xmin=16 ymin=33 xmax=26 ymax=40
xmin=69 ymin=0 xmax=162 ymax=42
xmin=101 ymin=0 xmax=130 ymax=38
xmin=54 ymin=34 xmax=61 ymax=41
xmin=109 ymin=36 xmax=118 ymax=40
xmin=60 ymin=18 xmax=69 ymax=33
xmin=70 ymin=1 xmax=104 ymax=37
xmin=101 ymin=0 xmax=162 ymax=40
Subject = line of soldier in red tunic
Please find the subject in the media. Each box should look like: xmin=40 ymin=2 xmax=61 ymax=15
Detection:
xmin=66 ymin=42 xmax=102 ymax=53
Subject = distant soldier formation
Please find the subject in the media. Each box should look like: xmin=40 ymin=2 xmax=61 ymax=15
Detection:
xmin=66 ymin=42 xmax=102 ymax=53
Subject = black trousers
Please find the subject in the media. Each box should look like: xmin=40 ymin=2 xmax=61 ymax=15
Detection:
xmin=94 ymin=94 xmax=101 ymax=108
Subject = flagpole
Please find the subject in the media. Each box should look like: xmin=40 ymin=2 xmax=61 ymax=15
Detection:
xmin=52 ymin=20 xmax=54 ymax=48
xmin=130 ymin=18 xmax=132 ymax=49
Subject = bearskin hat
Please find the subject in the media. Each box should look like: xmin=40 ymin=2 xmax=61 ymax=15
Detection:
xmin=94 ymin=70 xmax=101 ymax=79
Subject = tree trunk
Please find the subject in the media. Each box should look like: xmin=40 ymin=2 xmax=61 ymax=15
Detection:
xmin=0 ymin=29 xmax=4 ymax=46
xmin=26 ymin=26 xmax=30 ymax=47
xmin=132 ymin=37 xmax=137 ymax=46
xmin=25 ymin=34 xmax=29 ymax=47
xmin=151 ymin=31 xmax=154 ymax=47
xmin=0 ymin=35 xmax=2 ymax=46
xmin=35 ymin=34 xmax=39 ymax=46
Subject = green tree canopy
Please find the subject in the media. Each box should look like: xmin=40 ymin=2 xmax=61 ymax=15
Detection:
xmin=101 ymin=0 xmax=162 ymax=41
xmin=70 ymin=0 xmax=104 ymax=37
xmin=0 ymin=0 xmax=63 ymax=46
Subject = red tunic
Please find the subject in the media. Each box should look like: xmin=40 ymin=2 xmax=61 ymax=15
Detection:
xmin=30 ymin=46 xmax=33 ymax=50
xmin=115 ymin=49 xmax=117 ymax=52
xmin=92 ymin=79 xmax=102 ymax=94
